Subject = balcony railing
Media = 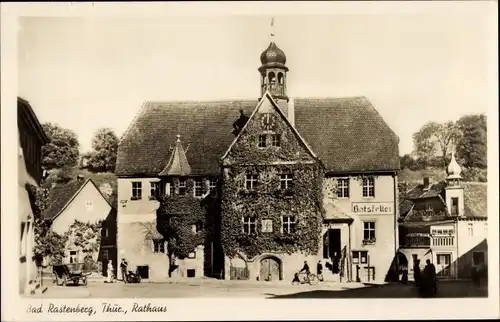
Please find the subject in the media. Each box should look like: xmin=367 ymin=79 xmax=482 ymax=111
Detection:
xmin=432 ymin=236 xmax=454 ymax=247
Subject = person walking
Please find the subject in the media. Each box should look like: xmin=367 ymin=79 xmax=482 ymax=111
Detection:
xmin=120 ymin=258 xmax=128 ymax=283
xmin=317 ymin=260 xmax=324 ymax=282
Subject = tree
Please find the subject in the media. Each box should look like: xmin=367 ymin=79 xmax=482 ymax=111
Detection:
xmin=412 ymin=121 xmax=460 ymax=168
xmin=87 ymin=128 xmax=119 ymax=172
xmin=41 ymin=123 xmax=80 ymax=170
xmin=26 ymin=184 xmax=67 ymax=265
xmin=455 ymin=114 xmax=487 ymax=169
xmin=412 ymin=122 xmax=439 ymax=165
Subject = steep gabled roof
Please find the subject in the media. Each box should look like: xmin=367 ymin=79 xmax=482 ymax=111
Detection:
xmin=221 ymin=90 xmax=318 ymax=163
xmin=115 ymin=96 xmax=400 ymax=176
xmin=43 ymin=178 xmax=113 ymax=221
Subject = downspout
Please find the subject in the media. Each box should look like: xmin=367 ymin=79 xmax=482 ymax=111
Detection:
xmin=455 ymin=218 xmax=459 ymax=279
xmin=349 ymin=221 xmax=352 ymax=282
xmin=393 ymin=173 xmax=398 ymax=275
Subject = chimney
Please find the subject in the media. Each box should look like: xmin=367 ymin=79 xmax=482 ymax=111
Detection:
xmin=423 ymin=176 xmax=433 ymax=189
xmin=77 ymin=174 xmax=85 ymax=182
xmin=288 ymin=98 xmax=295 ymax=126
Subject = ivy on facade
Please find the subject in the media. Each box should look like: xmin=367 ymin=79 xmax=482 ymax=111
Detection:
xmin=220 ymin=163 xmax=324 ymax=259
xmin=26 ymin=184 xmax=67 ymax=265
xmin=64 ymin=219 xmax=103 ymax=264
xmin=156 ymin=178 xmax=218 ymax=259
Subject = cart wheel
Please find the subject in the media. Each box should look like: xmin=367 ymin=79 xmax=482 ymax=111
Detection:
xmin=62 ymin=274 xmax=67 ymax=286
xmin=73 ymin=280 xmax=78 ymax=286
xmin=83 ymin=277 xmax=88 ymax=286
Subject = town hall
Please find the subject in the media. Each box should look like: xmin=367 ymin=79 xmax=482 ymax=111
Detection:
xmin=115 ymin=32 xmax=400 ymax=284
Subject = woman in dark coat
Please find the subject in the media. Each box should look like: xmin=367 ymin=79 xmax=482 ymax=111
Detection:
xmin=413 ymin=259 xmax=422 ymax=288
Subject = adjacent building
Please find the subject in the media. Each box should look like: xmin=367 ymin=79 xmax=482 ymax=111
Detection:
xmin=398 ymin=153 xmax=488 ymax=280
xmin=115 ymin=39 xmax=400 ymax=283
xmin=18 ymin=97 xmax=49 ymax=294
xmin=43 ymin=177 xmax=117 ymax=277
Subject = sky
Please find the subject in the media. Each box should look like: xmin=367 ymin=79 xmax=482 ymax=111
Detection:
xmin=18 ymin=11 xmax=494 ymax=155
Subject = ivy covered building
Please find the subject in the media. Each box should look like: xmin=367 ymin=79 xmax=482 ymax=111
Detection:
xmin=115 ymin=39 xmax=400 ymax=283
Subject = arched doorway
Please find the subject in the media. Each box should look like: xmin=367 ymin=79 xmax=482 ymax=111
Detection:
xmin=397 ymin=252 xmax=408 ymax=271
xmin=259 ymin=256 xmax=282 ymax=281
xmin=229 ymin=256 xmax=249 ymax=280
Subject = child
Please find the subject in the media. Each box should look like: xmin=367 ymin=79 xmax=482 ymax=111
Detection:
xmin=291 ymin=272 xmax=301 ymax=285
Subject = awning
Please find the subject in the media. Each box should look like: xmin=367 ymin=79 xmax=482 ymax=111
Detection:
xmin=323 ymin=202 xmax=353 ymax=223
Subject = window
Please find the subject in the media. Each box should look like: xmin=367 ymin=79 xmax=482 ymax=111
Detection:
xmin=362 ymin=177 xmax=375 ymax=198
xmin=473 ymin=252 xmax=485 ymax=266
xmin=242 ymin=217 xmax=256 ymax=234
xmin=150 ymin=181 xmax=161 ymax=200
xmin=258 ymin=134 xmax=267 ymax=148
xmin=132 ymin=182 xmax=142 ymax=200
xmin=280 ymin=174 xmax=293 ymax=190
xmin=209 ymin=178 xmax=218 ymax=196
xmin=352 ymin=251 xmax=368 ymax=264
xmin=436 ymin=254 xmax=450 ymax=265
xmin=282 ymin=216 xmax=296 ymax=234
xmin=425 ymin=203 xmax=433 ymax=212
xmin=363 ymin=221 xmax=376 ymax=241
xmin=194 ymin=179 xmax=203 ymax=197
xmin=468 ymin=223 xmax=474 ymax=236
xmin=164 ymin=180 xmax=174 ymax=196
xmin=102 ymin=249 xmax=109 ymax=261
xmin=352 ymin=251 xmax=359 ymax=264
xmin=337 ymin=179 xmax=349 ymax=198
xmin=152 ymin=239 xmax=165 ymax=253
xmin=451 ymin=197 xmax=459 ymax=216
xmin=84 ymin=200 xmax=93 ymax=211
xmin=101 ymin=228 xmax=108 ymax=238
xmin=271 ymin=134 xmax=281 ymax=147
xmin=192 ymin=221 xmax=203 ymax=233
xmin=188 ymin=253 xmax=196 ymax=259
xmin=178 ymin=179 xmax=186 ymax=196
xmin=245 ymin=174 xmax=258 ymax=191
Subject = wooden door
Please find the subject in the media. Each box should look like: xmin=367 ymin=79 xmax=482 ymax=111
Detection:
xmin=260 ymin=258 xmax=280 ymax=281
xmin=436 ymin=254 xmax=451 ymax=277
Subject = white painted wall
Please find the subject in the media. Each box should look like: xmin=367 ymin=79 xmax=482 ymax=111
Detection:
xmin=51 ymin=181 xmax=112 ymax=235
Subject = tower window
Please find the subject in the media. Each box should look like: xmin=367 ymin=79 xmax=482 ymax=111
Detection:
xmin=194 ymin=179 xmax=203 ymax=197
xmin=178 ymin=179 xmax=186 ymax=196
xmin=278 ymin=73 xmax=284 ymax=85
xmin=258 ymin=135 xmax=267 ymax=148
xmin=451 ymin=197 xmax=459 ymax=216
xmin=268 ymin=72 xmax=276 ymax=84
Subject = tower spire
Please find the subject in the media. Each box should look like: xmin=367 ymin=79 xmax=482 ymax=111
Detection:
xmin=270 ymin=17 xmax=275 ymax=38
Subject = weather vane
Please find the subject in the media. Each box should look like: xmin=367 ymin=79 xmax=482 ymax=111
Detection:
xmin=270 ymin=17 xmax=275 ymax=38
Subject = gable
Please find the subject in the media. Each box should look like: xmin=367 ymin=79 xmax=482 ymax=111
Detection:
xmin=222 ymin=92 xmax=317 ymax=166
xmin=51 ymin=180 xmax=112 ymax=234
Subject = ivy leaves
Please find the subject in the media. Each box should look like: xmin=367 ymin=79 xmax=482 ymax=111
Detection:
xmin=221 ymin=164 xmax=324 ymax=259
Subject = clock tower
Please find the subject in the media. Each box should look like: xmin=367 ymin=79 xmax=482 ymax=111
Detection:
xmin=258 ymin=19 xmax=288 ymax=102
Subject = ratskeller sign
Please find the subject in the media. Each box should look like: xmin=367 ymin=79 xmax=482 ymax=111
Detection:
xmin=352 ymin=202 xmax=393 ymax=214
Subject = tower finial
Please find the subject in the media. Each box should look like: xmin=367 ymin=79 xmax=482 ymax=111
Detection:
xmin=176 ymin=134 xmax=181 ymax=143
xmin=270 ymin=17 xmax=275 ymax=38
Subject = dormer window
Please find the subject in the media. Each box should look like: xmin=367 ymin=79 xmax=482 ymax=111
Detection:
xmin=258 ymin=134 xmax=267 ymax=148
xmin=209 ymin=178 xmax=218 ymax=196
xmin=271 ymin=134 xmax=281 ymax=147
xmin=425 ymin=203 xmax=433 ymax=212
